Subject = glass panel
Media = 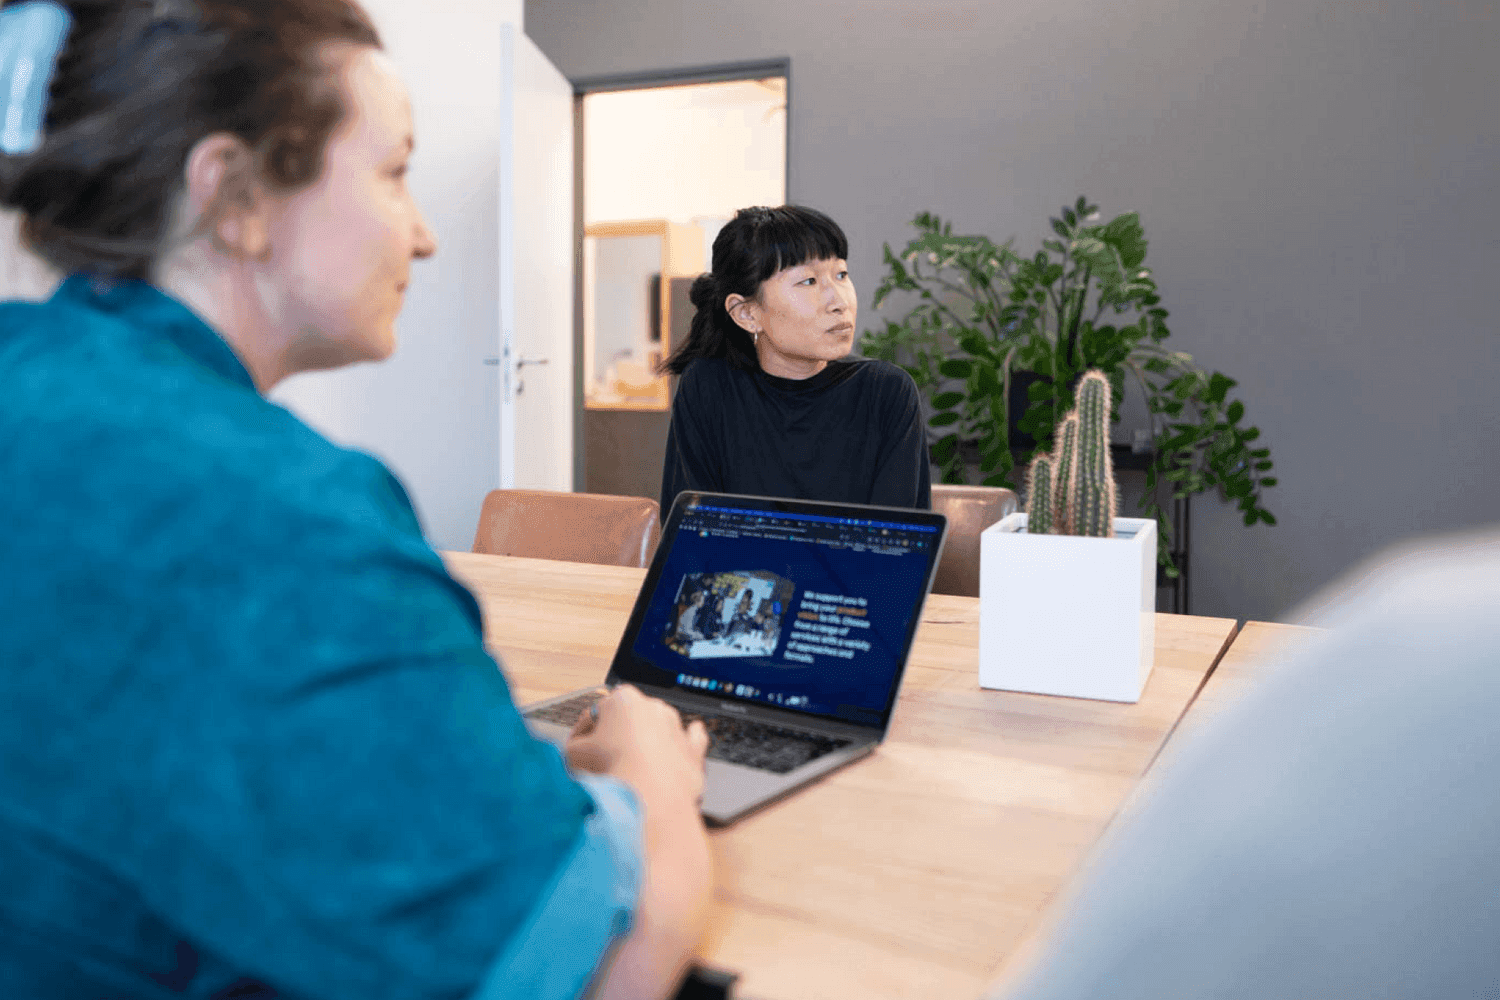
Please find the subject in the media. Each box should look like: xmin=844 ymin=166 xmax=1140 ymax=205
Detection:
xmin=585 ymin=233 xmax=663 ymax=405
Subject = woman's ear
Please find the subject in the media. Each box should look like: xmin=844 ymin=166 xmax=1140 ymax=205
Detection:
xmin=183 ymin=133 xmax=271 ymax=260
xmin=724 ymin=293 xmax=761 ymax=335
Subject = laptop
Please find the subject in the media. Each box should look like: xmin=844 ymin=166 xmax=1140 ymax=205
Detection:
xmin=522 ymin=491 xmax=948 ymax=826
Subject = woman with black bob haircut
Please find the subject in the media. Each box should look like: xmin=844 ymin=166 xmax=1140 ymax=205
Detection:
xmin=0 ymin=2 xmax=709 ymax=998
xmin=660 ymin=205 xmax=931 ymax=516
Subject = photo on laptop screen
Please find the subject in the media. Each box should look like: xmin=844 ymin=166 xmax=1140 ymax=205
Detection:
xmin=612 ymin=495 xmax=944 ymax=728
xmin=660 ymin=570 xmax=794 ymax=660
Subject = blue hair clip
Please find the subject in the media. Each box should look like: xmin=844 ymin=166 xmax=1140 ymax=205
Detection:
xmin=0 ymin=1 xmax=73 ymax=155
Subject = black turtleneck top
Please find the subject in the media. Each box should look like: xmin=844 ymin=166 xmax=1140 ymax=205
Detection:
xmin=660 ymin=355 xmax=932 ymax=518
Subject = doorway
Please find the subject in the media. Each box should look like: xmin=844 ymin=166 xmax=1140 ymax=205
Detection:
xmin=574 ymin=64 xmax=789 ymax=501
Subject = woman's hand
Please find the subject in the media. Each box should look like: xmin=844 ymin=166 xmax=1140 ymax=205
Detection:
xmin=566 ymin=685 xmax=709 ymax=809
xmin=566 ymin=686 xmax=714 ymax=1000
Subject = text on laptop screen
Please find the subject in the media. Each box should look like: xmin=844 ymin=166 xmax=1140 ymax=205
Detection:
xmin=622 ymin=500 xmax=939 ymax=726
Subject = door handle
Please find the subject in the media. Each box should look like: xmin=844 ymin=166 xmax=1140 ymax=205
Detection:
xmin=483 ymin=356 xmax=548 ymax=368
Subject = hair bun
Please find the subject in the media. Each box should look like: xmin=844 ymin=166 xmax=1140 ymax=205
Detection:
xmin=2 ymin=0 xmax=380 ymax=278
xmin=688 ymin=272 xmax=721 ymax=310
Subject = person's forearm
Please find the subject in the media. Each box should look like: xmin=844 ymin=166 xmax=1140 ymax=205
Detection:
xmin=594 ymin=789 xmax=712 ymax=1000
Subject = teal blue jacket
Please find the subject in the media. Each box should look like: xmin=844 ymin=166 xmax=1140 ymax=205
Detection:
xmin=0 ymin=276 xmax=640 ymax=1000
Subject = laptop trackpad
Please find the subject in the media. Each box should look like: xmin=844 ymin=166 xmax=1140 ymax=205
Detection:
xmin=700 ymin=757 xmax=816 ymax=826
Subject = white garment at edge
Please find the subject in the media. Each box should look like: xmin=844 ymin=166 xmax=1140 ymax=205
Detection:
xmin=994 ymin=529 xmax=1500 ymax=1000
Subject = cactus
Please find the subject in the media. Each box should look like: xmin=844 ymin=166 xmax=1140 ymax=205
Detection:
xmin=1027 ymin=454 xmax=1055 ymax=535
xmin=1072 ymin=371 xmax=1117 ymax=537
xmin=1023 ymin=369 xmax=1117 ymax=538
xmin=1052 ymin=415 xmax=1079 ymax=534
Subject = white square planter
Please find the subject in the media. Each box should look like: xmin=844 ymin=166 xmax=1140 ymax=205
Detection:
xmin=978 ymin=513 xmax=1157 ymax=702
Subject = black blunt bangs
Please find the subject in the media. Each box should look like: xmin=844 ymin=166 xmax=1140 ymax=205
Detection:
xmin=748 ymin=206 xmax=850 ymax=285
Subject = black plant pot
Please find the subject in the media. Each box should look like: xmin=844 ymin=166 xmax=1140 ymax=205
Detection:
xmin=940 ymin=369 xmax=1086 ymax=474
xmin=1007 ymin=369 xmax=1049 ymax=455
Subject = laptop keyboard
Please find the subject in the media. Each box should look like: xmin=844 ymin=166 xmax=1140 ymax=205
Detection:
xmin=525 ymin=691 xmax=852 ymax=775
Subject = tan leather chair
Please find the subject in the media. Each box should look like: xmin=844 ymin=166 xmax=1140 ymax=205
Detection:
xmin=471 ymin=489 xmax=661 ymax=569
xmin=930 ymin=484 xmax=1019 ymax=597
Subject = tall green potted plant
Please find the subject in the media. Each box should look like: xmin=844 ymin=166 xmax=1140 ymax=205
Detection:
xmin=860 ymin=197 xmax=1278 ymax=573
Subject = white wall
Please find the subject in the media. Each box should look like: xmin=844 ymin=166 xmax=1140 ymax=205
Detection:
xmin=273 ymin=0 xmax=523 ymax=550
xmin=584 ymin=79 xmax=786 ymax=225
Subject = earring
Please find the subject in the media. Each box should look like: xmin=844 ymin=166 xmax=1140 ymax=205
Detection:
xmin=753 ymin=329 xmax=759 ymax=345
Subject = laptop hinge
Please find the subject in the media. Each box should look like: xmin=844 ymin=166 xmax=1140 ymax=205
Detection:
xmin=610 ymin=677 xmax=880 ymax=741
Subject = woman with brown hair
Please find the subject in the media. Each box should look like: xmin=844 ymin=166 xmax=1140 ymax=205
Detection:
xmin=0 ymin=3 xmax=708 ymax=998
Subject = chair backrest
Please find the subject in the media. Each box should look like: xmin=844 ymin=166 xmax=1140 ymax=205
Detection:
xmin=930 ymin=484 xmax=1019 ymax=597
xmin=472 ymin=489 xmax=661 ymax=569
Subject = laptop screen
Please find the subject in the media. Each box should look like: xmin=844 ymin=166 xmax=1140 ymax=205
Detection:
xmin=608 ymin=492 xmax=947 ymax=730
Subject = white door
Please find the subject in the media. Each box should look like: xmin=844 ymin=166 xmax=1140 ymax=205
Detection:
xmin=500 ymin=23 xmax=574 ymax=491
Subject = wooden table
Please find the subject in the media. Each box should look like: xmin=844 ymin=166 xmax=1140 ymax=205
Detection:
xmin=1185 ymin=621 xmax=1324 ymax=727
xmin=441 ymin=551 xmax=1237 ymax=1000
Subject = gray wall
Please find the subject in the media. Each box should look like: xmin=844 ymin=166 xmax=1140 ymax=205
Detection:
xmin=527 ymin=0 xmax=1499 ymax=622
